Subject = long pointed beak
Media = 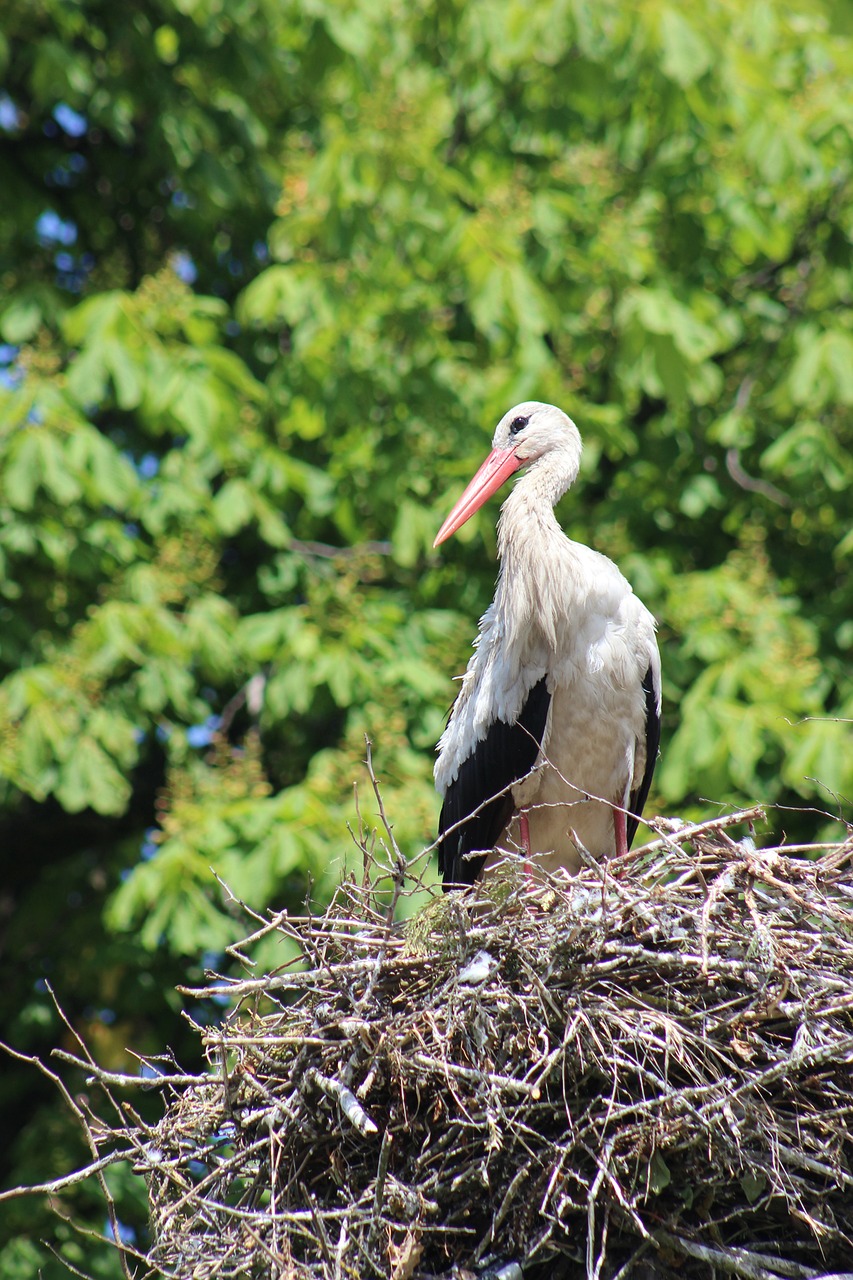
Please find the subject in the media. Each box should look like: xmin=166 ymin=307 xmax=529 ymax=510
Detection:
xmin=434 ymin=447 xmax=522 ymax=547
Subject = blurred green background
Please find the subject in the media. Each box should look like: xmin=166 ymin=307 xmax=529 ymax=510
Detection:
xmin=1 ymin=0 xmax=851 ymax=1272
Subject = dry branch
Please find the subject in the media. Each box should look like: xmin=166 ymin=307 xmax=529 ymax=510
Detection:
xmin=6 ymin=808 xmax=853 ymax=1280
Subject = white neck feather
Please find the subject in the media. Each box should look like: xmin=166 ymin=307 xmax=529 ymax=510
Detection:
xmin=494 ymin=450 xmax=582 ymax=651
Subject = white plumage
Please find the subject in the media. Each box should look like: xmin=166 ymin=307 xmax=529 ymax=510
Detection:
xmin=434 ymin=402 xmax=661 ymax=888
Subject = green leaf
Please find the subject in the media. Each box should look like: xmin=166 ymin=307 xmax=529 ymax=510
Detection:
xmin=679 ymin=474 xmax=723 ymax=518
xmin=56 ymin=736 xmax=131 ymax=815
xmin=213 ymin=477 xmax=255 ymax=534
xmin=782 ymin=719 xmax=853 ymax=799
xmin=38 ymin=431 xmax=83 ymax=504
xmin=239 ymin=609 xmax=301 ymax=661
xmin=392 ymin=497 xmax=434 ymax=568
xmin=740 ymin=1170 xmax=766 ymax=1204
xmin=168 ymin=372 xmax=221 ymax=435
xmin=30 ymin=38 xmax=93 ymax=103
xmin=63 ymin=292 xmax=125 ymax=347
xmin=3 ymin=431 xmax=42 ymax=510
xmin=237 ymin=265 xmax=314 ymax=327
xmin=660 ymin=10 xmax=712 ymax=86
xmin=648 ymin=1151 xmax=672 ymax=1194
xmin=103 ymin=339 xmax=144 ymax=409
xmin=824 ymin=332 xmax=853 ymax=404
xmin=1 ymin=296 xmax=42 ymax=343
xmin=154 ymin=24 xmax=180 ymax=64
xmin=65 ymin=344 xmax=109 ymax=405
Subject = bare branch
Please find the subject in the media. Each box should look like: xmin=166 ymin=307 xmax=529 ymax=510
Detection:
xmin=9 ymin=801 xmax=853 ymax=1278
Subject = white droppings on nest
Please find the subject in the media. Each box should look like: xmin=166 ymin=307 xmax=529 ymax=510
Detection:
xmin=458 ymin=950 xmax=499 ymax=985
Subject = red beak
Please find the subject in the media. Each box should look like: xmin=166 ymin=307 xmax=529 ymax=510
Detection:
xmin=434 ymin=447 xmax=522 ymax=547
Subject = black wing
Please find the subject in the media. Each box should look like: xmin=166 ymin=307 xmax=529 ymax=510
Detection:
xmin=437 ymin=677 xmax=551 ymax=890
xmin=625 ymin=663 xmax=661 ymax=849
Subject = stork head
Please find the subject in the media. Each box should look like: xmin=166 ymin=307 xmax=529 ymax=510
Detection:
xmin=434 ymin=402 xmax=582 ymax=547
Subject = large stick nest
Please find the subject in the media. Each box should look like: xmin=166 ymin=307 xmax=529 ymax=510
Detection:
xmin=126 ymin=810 xmax=853 ymax=1278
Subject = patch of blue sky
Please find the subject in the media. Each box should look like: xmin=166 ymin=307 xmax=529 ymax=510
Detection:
xmin=0 ymin=346 xmax=21 ymax=390
xmin=52 ymin=246 xmax=93 ymax=293
xmin=0 ymin=94 xmax=20 ymax=131
xmin=121 ymin=450 xmax=160 ymax=481
xmin=186 ymin=716 xmax=221 ymax=748
xmin=139 ymin=453 xmax=160 ymax=479
xmin=141 ymin=830 xmax=159 ymax=862
xmin=139 ymin=1060 xmax=166 ymax=1080
xmin=171 ymin=250 xmax=198 ymax=284
xmin=53 ymin=102 xmax=87 ymax=137
xmin=36 ymin=209 xmax=78 ymax=246
xmin=107 ymin=1218 xmax=137 ymax=1246
xmin=48 ymin=152 xmax=88 ymax=187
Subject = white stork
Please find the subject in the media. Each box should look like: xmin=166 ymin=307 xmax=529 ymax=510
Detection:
xmin=433 ymin=402 xmax=661 ymax=889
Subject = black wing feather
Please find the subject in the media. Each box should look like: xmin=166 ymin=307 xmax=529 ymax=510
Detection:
xmin=625 ymin=663 xmax=661 ymax=849
xmin=438 ymin=677 xmax=551 ymax=889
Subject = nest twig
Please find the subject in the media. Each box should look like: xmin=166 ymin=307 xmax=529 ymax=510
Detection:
xmin=8 ymin=806 xmax=853 ymax=1280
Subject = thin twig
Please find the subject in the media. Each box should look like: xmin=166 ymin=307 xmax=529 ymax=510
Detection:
xmin=9 ymin=798 xmax=853 ymax=1279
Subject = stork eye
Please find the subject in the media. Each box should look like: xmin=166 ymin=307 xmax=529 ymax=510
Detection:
xmin=509 ymin=415 xmax=529 ymax=437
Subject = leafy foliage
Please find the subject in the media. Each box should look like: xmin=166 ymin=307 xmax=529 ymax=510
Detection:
xmin=1 ymin=0 xmax=852 ymax=1272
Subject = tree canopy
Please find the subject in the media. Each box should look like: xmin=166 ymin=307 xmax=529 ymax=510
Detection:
xmin=1 ymin=0 xmax=851 ymax=1272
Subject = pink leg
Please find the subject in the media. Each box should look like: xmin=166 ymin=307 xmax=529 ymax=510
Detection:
xmin=613 ymin=804 xmax=628 ymax=859
xmin=519 ymin=809 xmax=534 ymax=888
